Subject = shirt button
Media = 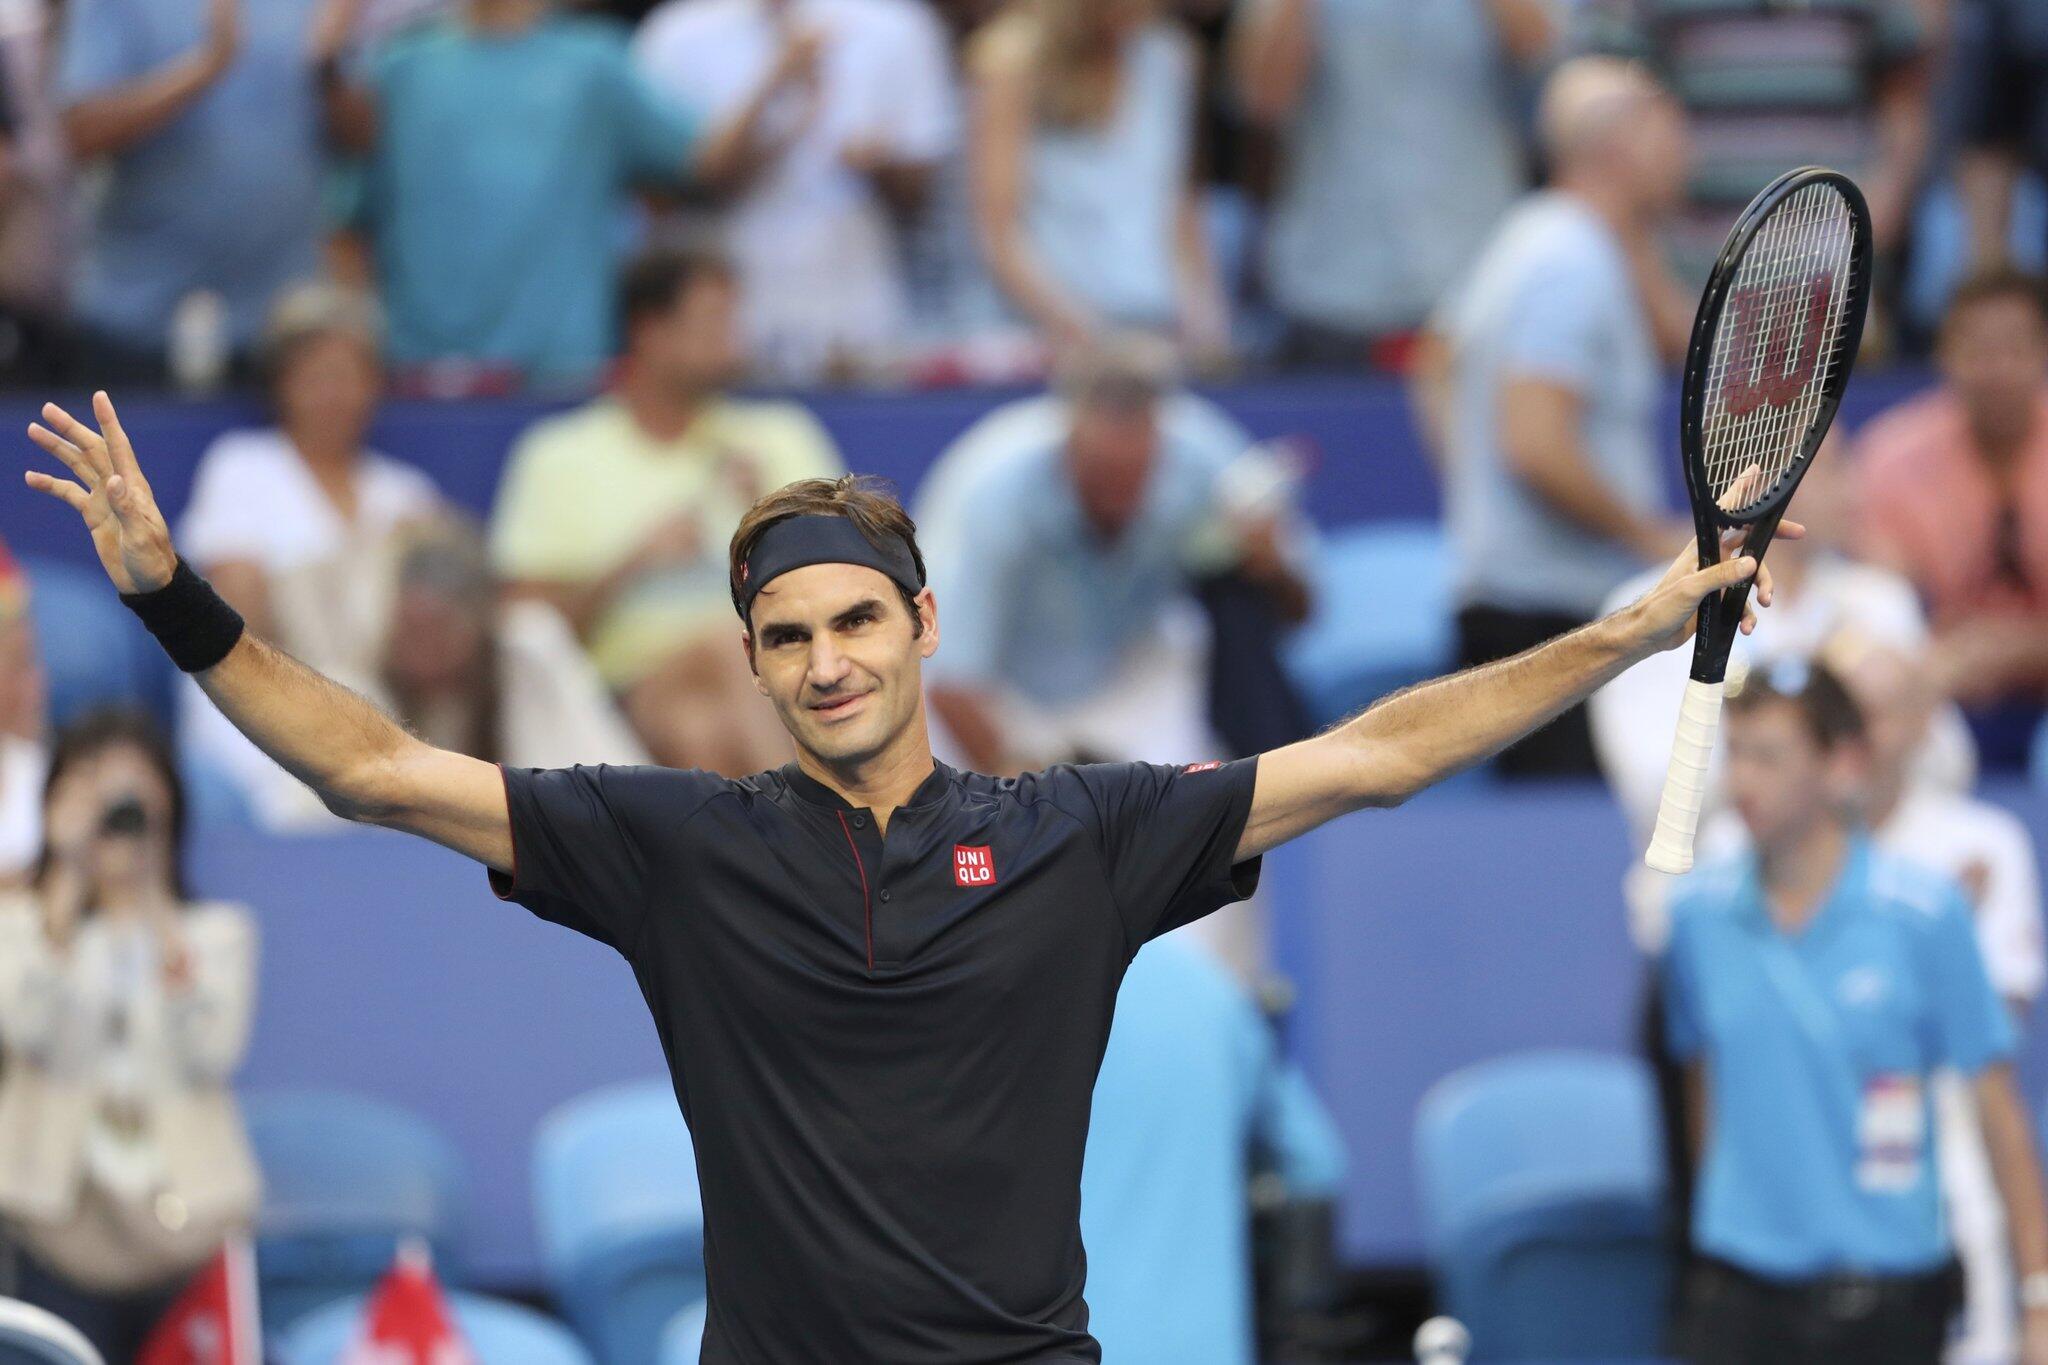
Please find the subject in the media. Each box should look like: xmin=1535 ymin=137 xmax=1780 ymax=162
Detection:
xmin=879 ymin=888 xmax=892 ymax=903
xmin=851 ymin=814 xmax=867 ymax=829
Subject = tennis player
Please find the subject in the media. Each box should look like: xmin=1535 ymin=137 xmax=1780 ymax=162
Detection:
xmin=26 ymin=392 xmax=1784 ymax=1363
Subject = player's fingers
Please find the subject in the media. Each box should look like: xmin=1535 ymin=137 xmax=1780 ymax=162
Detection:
xmin=93 ymin=391 xmax=142 ymax=481
xmin=26 ymin=422 xmax=97 ymax=486
xmin=39 ymin=403 xmax=109 ymax=477
xmin=1716 ymin=463 xmax=1762 ymax=514
xmin=1756 ymin=557 xmax=1773 ymax=608
xmin=23 ymin=468 xmax=89 ymax=513
xmin=1688 ymin=555 xmax=1757 ymax=598
xmin=1777 ymin=518 xmax=1806 ymax=540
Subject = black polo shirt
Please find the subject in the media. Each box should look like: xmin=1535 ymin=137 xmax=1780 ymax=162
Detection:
xmin=488 ymin=754 xmax=1261 ymax=1364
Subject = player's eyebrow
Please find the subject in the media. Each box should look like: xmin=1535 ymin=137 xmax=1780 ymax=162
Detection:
xmin=830 ymin=598 xmax=886 ymax=628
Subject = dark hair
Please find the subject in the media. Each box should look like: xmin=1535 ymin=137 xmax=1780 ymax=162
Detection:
xmin=618 ymin=242 xmax=737 ymax=341
xmin=35 ymin=706 xmax=190 ymax=903
xmin=728 ymin=475 xmax=927 ymax=634
xmin=1943 ymin=267 xmax=2048 ymax=334
xmin=1725 ymin=659 xmax=1865 ymax=751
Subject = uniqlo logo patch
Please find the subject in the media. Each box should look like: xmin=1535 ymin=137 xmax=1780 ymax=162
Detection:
xmin=954 ymin=844 xmax=996 ymax=887
xmin=1183 ymin=761 xmax=1223 ymax=773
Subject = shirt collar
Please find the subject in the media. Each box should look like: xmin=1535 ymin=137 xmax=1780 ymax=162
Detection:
xmin=777 ymin=759 xmax=958 ymax=815
xmin=1741 ymin=830 xmax=1872 ymax=939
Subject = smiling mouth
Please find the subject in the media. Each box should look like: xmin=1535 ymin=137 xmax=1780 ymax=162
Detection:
xmin=810 ymin=693 xmax=869 ymax=716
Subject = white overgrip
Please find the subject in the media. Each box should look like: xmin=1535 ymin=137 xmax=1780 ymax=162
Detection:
xmin=1644 ymin=678 xmax=1726 ymax=875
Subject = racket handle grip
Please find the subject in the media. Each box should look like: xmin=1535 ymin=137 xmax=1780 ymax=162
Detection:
xmin=1645 ymin=678 xmax=1726 ymax=875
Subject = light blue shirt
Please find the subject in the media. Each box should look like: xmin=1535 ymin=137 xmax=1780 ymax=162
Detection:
xmin=1663 ymin=837 xmax=2015 ymax=1279
xmin=365 ymin=15 xmax=698 ymax=386
xmin=1261 ymin=0 xmax=1525 ymax=336
xmin=1023 ymin=23 xmax=1192 ymax=329
xmin=914 ymin=393 xmax=1247 ymax=707
xmin=1082 ymin=937 xmax=1346 ymax=1365
xmin=1440 ymin=192 xmax=1663 ymax=616
xmin=58 ymin=0 xmax=326 ymax=350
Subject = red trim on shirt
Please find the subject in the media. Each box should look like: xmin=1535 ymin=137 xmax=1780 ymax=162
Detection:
xmin=835 ymin=809 xmax=873 ymax=972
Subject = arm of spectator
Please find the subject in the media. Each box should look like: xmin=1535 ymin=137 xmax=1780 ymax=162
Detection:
xmin=0 ymin=894 xmax=72 ymax=1064
xmin=927 ymin=685 xmax=1033 ymax=775
xmin=1683 ymin=1058 xmax=1707 ymax=1167
xmin=26 ymin=394 xmax=515 ymax=873
xmin=693 ymin=25 xmax=823 ymax=196
xmin=1174 ymin=185 xmax=1232 ymax=373
xmin=310 ymin=0 xmax=375 ymax=152
xmin=1500 ymin=377 xmax=1679 ymax=561
xmin=61 ymin=0 xmax=238 ymax=159
xmin=1932 ymin=617 xmax=2048 ymax=705
xmin=1235 ymin=512 xmax=1312 ymax=624
xmin=968 ymin=20 xmax=1101 ymax=351
xmin=501 ymin=508 xmax=703 ymax=644
xmin=1483 ymin=0 xmax=1557 ymax=66
xmin=1621 ymin=226 xmax=1695 ymax=364
xmin=1232 ymin=534 xmax=1785 ymax=853
xmin=1976 ymin=1064 xmax=2048 ymax=1354
xmin=1230 ymin=0 xmax=1313 ymax=128
xmin=1407 ymin=329 xmax=1454 ymax=471
xmin=160 ymin=906 xmax=255 ymax=1084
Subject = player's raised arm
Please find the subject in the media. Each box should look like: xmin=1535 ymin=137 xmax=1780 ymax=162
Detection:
xmin=23 ymin=393 xmax=512 ymax=870
xmin=1233 ymin=528 xmax=1795 ymax=862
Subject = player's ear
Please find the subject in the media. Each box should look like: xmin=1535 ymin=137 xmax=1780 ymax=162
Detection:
xmin=915 ymin=588 xmax=939 ymax=659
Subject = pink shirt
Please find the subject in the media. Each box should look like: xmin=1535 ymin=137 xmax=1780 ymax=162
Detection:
xmin=1853 ymin=389 xmax=2048 ymax=627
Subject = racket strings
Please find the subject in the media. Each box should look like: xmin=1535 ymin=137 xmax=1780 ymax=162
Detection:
xmin=1699 ymin=180 xmax=1859 ymax=513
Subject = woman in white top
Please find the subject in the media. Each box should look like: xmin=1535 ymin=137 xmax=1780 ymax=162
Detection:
xmin=175 ymin=282 xmax=441 ymax=828
xmin=0 ymin=709 xmax=261 ymax=1362
xmin=967 ymin=0 xmax=1228 ymax=368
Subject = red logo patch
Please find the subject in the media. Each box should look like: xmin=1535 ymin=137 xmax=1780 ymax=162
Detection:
xmin=953 ymin=844 xmax=996 ymax=887
xmin=1183 ymin=761 xmax=1223 ymax=774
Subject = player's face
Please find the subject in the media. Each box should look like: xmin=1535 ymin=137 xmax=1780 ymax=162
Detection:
xmin=746 ymin=564 xmax=939 ymax=766
xmin=1724 ymin=700 xmax=1853 ymax=851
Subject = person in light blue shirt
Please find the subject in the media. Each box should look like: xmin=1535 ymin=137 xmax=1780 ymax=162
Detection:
xmin=1661 ymin=660 xmax=2048 ymax=1364
xmin=1081 ymin=935 xmax=1345 ymax=1365
xmin=319 ymin=0 xmax=808 ymax=389
xmin=58 ymin=0 xmax=327 ymax=373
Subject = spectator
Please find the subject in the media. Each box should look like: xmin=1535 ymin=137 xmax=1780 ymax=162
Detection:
xmin=0 ymin=0 xmax=75 ymax=384
xmin=175 ymin=282 xmax=441 ymax=828
xmin=56 ymin=0 xmax=326 ymax=380
xmin=1418 ymin=57 xmax=1688 ymax=778
xmin=1856 ymin=269 xmax=2048 ymax=770
xmin=314 ymin=0 xmax=800 ymax=390
xmin=915 ymin=335 xmax=1308 ymax=974
xmin=1233 ymin=0 xmax=1551 ymax=370
xmin=0 ymin=541 xmax=45 ymax=885
xmin=633 ymin=0 xmax=958 ymax=383
xmin=1661 ymin=664 xmax=2048 ymax=1365
xmin=0 ymin=709 xmax=260 ymax=1364
xmin=1574 ymin=0 xmax=1929 ymax=295
xmin=382 ymin=514 xmax=648 ymax=769
xmin=1079 ymin=936 xmax=1344 ymax=1365
xmin=490 ymin=244 xmax=841 ymax=774
xmin=965 ymin=0 xmax=1229 ymax=368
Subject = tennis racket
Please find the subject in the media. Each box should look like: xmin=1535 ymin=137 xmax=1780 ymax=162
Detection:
xmin=1643 ymin=167 xmax=1873 ymax=875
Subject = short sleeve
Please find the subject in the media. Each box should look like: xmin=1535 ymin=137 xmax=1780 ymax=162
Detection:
xmin=1660 ymin=913 xmax=1704 ymax=1061
xmin=489 ymin=763 xmax=724 ymax=954
xmin=612 ymin=50 xmax=699 ymax=185
xmin=1056 ymin=757 xmax=1263 ymax=947
xmin=1923 ymin=888 xmax=2017 ymax=1076
xmin=490 ymin=429 xmax=592 ymax=581
xmin=1499 ymin=255 xmax=1608 ymax=392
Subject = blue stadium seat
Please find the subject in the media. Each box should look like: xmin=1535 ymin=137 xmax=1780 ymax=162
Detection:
xmin=533 ymin=1079 xmax=705 ymax=1365
xmin=241 ymin=1089 xmax=468 ymax=1333
xmin=276 ymin=1289 xmax=591 ymax=1365
xmin=1284 ymin=521 xmax=1453 ymax=725
xmin=657 ymin=1301 xmax=708 ymax=1365
xmin=1415 ymin=1050 xmax=1673 ymax=1362
xmin=21 ymin=554 xmax=172 ymax=730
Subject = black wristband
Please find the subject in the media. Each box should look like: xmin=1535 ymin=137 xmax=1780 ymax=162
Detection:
xmin=119 ymin=559 xmax=245 ymax=673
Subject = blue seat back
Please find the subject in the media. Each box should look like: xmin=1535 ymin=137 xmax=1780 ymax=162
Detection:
xmin=533 ymin=1079 xmax=704 ymax=1365
xmin=241 ymin=1090 xmax=467 ymax=1331
xmin=277 ymin=1289 xmax=592 ymax=1365
xmin=1285 ymin=522 xmax=1452 ymax=725
xmin=1415 ymin=1051 xmax=1673 ymax=1361
xmin=657 ymin=1301 xmax=708 ymax=1365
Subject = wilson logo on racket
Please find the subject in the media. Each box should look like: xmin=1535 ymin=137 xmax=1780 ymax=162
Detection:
xmin=1719 ymin=270 xmax=1837 ymax=417
xmin=953 ymin=844 xmax=996 ymax=887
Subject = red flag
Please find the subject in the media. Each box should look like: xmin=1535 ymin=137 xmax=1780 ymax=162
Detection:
xmin=139 ymin=1239 xmax=261 ymax=1365
xmin=341 ymin=1240 xmax=476 ymax=1365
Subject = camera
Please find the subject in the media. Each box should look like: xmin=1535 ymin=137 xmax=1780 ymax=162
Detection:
xmin=98 ymin=795 xmax=149 ymax=838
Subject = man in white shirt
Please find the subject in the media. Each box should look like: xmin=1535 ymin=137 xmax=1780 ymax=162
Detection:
xmin=634 ymin=0 xmax=956 ymax=382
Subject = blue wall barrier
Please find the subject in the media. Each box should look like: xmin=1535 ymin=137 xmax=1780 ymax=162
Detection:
xmin=195 ymin=780 xmax=2048 ymax=1286
xmin=0 ymin=370 xmax=1936 ymax=569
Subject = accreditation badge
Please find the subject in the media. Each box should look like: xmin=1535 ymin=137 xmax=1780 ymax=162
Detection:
xmin=1855 ymin=1073 xmax=1925 ymax=1193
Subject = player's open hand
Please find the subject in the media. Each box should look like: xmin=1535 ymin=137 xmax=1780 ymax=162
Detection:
xmin=24 ymin=392 xmax=176 ymax=596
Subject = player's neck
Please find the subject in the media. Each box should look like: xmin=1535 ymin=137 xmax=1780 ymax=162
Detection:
xmin=794 ymin=728 xmax=938 ymax=834
xmin=1759 ymin=818 xmax=1852 ymax=932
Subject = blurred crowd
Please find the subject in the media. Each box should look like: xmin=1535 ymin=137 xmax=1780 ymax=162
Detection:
xmin=0 ymin=0 xmax=2034 ymax=390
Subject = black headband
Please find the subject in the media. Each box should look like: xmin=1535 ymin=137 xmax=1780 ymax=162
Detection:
xmin=735 ymin=515 xmax=923 ymax=622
